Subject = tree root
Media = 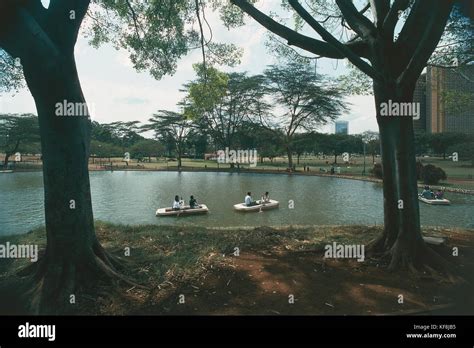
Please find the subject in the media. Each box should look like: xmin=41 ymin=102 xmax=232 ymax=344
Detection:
xmin=371 ymin=238 xmax=464 ymax=283
xmin=18 ymin=243 xmax=149 ymax=314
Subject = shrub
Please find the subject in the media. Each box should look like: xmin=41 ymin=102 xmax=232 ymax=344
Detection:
xmin=371 ymin=163 xmax=383 ymax=179
xmin=422 ymin=164 xmax=447 ymax=184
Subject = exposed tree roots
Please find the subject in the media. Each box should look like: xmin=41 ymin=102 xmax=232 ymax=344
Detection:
xmin=367 ymin=235 xmax=463 ymax=283
xmin=17 ymin=242 xmax=148 ymax=314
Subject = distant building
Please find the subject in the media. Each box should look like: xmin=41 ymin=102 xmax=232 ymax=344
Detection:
xmin=413 ymin=65 xmax=474 ymax=134
xmin=413 ymin=73 xmax=427 ymax=132
xmin=335 ymin=121 xmax=348 ymax=134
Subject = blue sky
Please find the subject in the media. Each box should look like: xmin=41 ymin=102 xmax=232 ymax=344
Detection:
xmin=0 ymin=1 xmax=378 ymax=134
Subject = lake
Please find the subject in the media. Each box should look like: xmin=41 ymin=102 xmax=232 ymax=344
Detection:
xmin=1 ymin=171 xmax=473 ymax=236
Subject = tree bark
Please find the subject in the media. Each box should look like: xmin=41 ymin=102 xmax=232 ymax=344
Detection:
xmin=21 ymin=53 xmax=125 ymax=313
xmin=371 ymin=82 xmax=443 ymax=271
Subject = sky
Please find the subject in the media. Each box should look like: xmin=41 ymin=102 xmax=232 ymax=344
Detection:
xmin=0 ymin=1 xmax=378 ymax=135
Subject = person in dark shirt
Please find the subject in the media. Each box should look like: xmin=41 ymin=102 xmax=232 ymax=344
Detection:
xmin=189 ymin=195 xmax=198 ymax=209
xmin=421 ymin=186 xmax=434 ymax=199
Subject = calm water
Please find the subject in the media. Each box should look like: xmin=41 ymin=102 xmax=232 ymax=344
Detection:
xmin=1 ymin=171 xmax=473 ymax=236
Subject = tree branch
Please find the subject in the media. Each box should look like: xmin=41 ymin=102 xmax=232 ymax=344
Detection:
xmin=398 ymin=1 xmax=454 ymax=88
xmin=24 ymin=0 xmax=47 ymax=24
xmin=335 ymin=0 xmax=376 ymax=38
xmin=0 ymin=7 xmax=60 ymax=71
xmin=46 ymin=0 xmax=90 ymax=51
xmin=369 ymin=0 xmax=390 ymax=27
xmin=382 ymin=0 xmax=410 ymax=38
xmin=396 ymin=0 xmax=435 ymax=62
xmin=230 ymin=0 xmax=342 ymax=58
xmin=289 ymin=0 xmax=380 ymax=80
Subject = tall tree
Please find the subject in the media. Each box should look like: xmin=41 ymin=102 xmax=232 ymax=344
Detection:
xmin=230 ymin=0 xmax=459 ymax=271
xmin=428 ymin=132 xmax=468 ymax=159
xmin=185 ymin=64 xmax=269 ymax=156
xmin=361 ymin=131 xmax=380 ymax=164
xmin=263 ymin=62 xmax=347 ymax=169
xmin=130 ymin=139 xmax=164 ymax=163
xmin=0 ymin=113 xmax=39 ymax=168
xmin=142 ymin=110 xmax=194 ymax=169
xmin=0 ymin=0 xmax=239 ymax=313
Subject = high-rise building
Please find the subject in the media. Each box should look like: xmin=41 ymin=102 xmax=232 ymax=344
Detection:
xmin=413 ymin=65 xmax=474 ymax=134
xmin=335 ymin=121 xmax=348 ymax=134
xmin=413 ymin=73 xmax=427 ymax=131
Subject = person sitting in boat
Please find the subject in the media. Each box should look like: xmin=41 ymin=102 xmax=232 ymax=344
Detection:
xmin=172 ymin=195 xmax=181 ymax=210
xmin=245 ymin=192 xmax=258 ymax=207
xmin=189 ymin=195 xmax=199 ymax=209
xmin=260 ymin=192 xmax=270 ymax=203
xmin=434 ymin=189 xmax=444 ymax=199
xmin=421 ymin=186 xmax=434 ymax=199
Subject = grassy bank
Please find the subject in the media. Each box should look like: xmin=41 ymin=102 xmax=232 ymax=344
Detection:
xmin=1 ymin=222 xmax=473 ymax=315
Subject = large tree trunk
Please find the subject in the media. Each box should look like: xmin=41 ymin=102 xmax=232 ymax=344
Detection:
xmin=21 ymin=54 xmax=126 ymax=314
xmin=371 ymin=82 xmax=448 ymax=272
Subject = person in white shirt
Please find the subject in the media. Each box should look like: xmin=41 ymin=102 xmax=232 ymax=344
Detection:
xmin=172 ymin=195 xmax=181 ymax=210
xmin=261 ymin=191 xmax=270 ymax=203
xmin=245 ymin=192 xmax=257 ymax=206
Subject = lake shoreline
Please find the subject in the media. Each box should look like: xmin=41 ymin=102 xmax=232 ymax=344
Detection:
xmin=9 ymin=165 xmax=474 ymax=195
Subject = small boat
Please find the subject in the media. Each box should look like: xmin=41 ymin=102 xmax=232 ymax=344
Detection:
xmin=233 ymin=199 xmax=279 ymax=212
xmin=418 ymin=195 xmax=451 ymax=205
xmin=156 ymin=204 xmax=209 ymax=216
xmin=0 ymin=170 xmax=13 ymax=173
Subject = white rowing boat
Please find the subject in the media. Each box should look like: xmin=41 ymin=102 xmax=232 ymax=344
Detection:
xmin=418 ymin=195 xmax=451 ymax=205
xmin=156 ymin=204 xmax=209 ymax=216
xmin=233 ymin=199 xmax=279 ymax=212
xmin=0 ymin=170 xmax=13 ymax=173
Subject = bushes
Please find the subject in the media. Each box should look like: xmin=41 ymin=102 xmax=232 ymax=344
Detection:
xmin=371 ymin=163 xmax=383 ymax=179
xmin=370 ymin=161 xmax=447 ymax=185
xmin=422 ymin=164 xmax=447 ymax=185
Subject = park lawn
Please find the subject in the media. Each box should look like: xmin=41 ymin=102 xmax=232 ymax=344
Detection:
xmin=12 ymin=154 xmax=474 ymax=189
xmin=0 ymin=222 xmax=473 ymax=315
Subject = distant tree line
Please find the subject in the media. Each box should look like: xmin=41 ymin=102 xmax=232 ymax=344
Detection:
xmin=2 ymin=112 xmax=473 ymax=170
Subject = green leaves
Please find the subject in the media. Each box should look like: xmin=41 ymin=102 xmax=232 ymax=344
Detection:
xmin=84 ymin=0 xmax=245 ymax=80
xmin=186 ymin=63 xmax=230 ymax=117
xmin=264 ymin=61 xmax=348 ymax=134
xmin=0 ymin=51 xmax=24 ymax=93
xmin=0 ymin=113 xmax=39 ymax=155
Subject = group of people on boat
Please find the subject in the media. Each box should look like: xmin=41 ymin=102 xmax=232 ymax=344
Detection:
xmin=171 ymin=191 xmax=271 ymax=210
xmin=172 ymin=195 xmax=200 ymax=210
xmin=420 ymin=186 xmax=444 ymax=200
xmin=244 ymin=191 xmax=270 ymax=207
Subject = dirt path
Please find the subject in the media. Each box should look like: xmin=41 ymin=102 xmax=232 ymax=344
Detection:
xmin=138 ymin=246 xmax=474 ymax=315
